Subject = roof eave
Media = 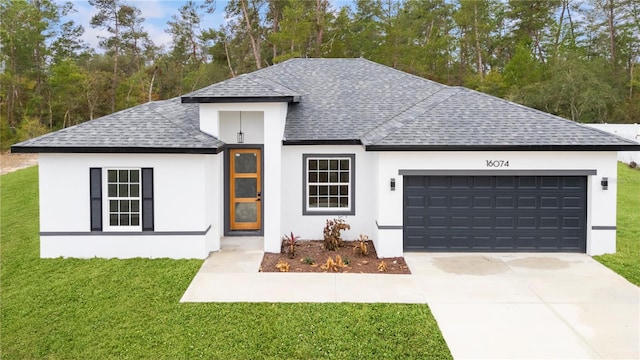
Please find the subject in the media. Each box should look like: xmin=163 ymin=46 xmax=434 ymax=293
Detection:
xmin=282 ymin=139 xmax=362 ymax=146
xmin=10 ymin=145 xmax=223 ymax=154
xmin=364 ymin=144 xmax=640 ymax=151
xmin=181 ymin=95 xmax=300 ymax=104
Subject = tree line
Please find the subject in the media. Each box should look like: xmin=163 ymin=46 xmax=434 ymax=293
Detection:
xmin=1 ymin=0 xmax=639 ymax=149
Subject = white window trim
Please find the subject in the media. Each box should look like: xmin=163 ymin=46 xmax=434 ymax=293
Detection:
xmin=103 ymin=168 xmax=142 ymax=232
xmin=303 ymin=154 xmax=356 ymax=216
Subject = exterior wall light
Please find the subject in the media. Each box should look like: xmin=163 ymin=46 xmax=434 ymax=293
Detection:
xmin=390 ymin=178 xmax=396 ymax=191
xmin=601 ymin=177 xmax=608 ymax=190
xmin=237 ymin=111 xmax=244 ymax=143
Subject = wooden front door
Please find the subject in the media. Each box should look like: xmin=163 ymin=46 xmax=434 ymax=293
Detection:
xmin=230 ymin=148 xmax=261 ymax=230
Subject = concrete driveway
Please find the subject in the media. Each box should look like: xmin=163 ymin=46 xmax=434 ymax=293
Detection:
xmin=405 ymin=253 xmax=640 ymax=360
xmin=182 ymin=242 xmax=639 ymax=359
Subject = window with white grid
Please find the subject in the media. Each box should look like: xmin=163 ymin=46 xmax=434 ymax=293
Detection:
xmin=303 ymin=154 xmax=355 ymax=215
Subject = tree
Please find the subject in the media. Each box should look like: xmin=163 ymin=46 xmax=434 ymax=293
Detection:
xmin=89 ymin=0 xmax=142 ymax=112
xmin=167 ymin=1 xmax=205 ymax=66
xmin=0 ymin=0 xmax=63 ymax=143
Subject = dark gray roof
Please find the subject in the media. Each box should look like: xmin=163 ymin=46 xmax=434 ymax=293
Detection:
xmin=12 ymin=58 xmax=640 ymax=153
xmin=182 ymin=72 xmax=301 ymax=102
xmin=12 ymin=98 xmax=223 ymax=153
xmin=362 ymin=87 xmax=640 ymax=149
xmin=184 ymin=58 xmax=638 ymax=150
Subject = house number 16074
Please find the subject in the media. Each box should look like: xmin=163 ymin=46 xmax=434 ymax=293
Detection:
xmin=486 ymin=160 xmax=509 ymax=167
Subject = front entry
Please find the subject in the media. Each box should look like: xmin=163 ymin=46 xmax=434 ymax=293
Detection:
xmin=229 ymin=148 xmax=262 ymax=231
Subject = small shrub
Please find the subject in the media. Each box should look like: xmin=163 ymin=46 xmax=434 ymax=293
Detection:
xmin=321 ymin=256 xmax=346 ymax=272
xmin=353 ymin=234 xmax=369 ymax=256
xmin=377 ymin=260 xmax=388 ymax=272
xmin=335 ymin=254 xmax=345 ymax=267
xmin=282 ymin=231 xmax=300 ymax=259
xmin=323 ymin=218 xmax=351 ymax=251
xmin=342 ymin=257 xmax=350 ymax=265
xmin=302 ymin=256 xmax=315 ymax=265
xmin=629 ymin=161 xmax=637 ymax=169
xmin=275 ymin=260 xmax=290 ymax=272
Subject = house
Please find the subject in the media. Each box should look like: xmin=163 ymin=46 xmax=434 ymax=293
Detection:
xmin=12 ymin=58 xmax=640 ymax=259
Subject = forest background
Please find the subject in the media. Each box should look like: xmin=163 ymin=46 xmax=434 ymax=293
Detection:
xmin=1 ymin=0 xmax=639 ymax=150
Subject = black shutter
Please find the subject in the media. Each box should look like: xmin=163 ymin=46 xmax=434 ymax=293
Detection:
xmin=90 ymin=168 xmax=102 ymax=231
xmin=141 ymin=168 xmax=154 ymax=231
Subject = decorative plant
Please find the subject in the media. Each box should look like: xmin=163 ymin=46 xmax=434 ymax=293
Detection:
xmin=302 ymin=256 xmax=315 ymax=265
xmin=353 ymin=234 xmax=369 ymax=256
xmin=275 ymin=260 xmax=290 ymax=272
xmin=323 ymin=218 xmax=351 ymax=250
xmin=321 ymin=255 xmax=346 ymax=272
xmin=377 ymin=260 xmax=388 ymax=272
xmin=282 ymin=231 xmax=300 ymax=259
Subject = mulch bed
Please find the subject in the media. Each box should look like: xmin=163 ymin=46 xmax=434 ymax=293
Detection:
xmin=260 ymin=240 xmax=411 ymax=274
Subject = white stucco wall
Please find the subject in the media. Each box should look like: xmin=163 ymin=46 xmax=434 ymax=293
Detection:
xmin=38 ymin=153 xmax=221 ymax=259
xmin=280 ymin=145 xmax=377 ymax=247
xmin=374 ymin=151 xmax=619 ymax=257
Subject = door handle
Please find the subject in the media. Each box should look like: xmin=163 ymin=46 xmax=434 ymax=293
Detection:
xmin=256 ymin=192 xmax=261 ymax=201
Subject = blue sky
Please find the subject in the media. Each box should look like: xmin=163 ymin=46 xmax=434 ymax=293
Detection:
xmin=59 ymin=1 xmax=230 ymax=50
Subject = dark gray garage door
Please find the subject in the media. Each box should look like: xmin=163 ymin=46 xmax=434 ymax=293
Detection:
xmin=404 ymin=176 xmax=587 ymax=252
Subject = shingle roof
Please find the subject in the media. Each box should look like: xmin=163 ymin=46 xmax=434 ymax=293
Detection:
xmin=363 ymin=87 xmax=640 ymax=149
xmin=12 ymin=58 xmax=640 ymax=153
xmin=183 ymin=58 xmax=637 ymax=150
xmin=12 ymin=98 xmax=223 ymax=153
xmin=182 ymin=73 xmax=300 ymax=102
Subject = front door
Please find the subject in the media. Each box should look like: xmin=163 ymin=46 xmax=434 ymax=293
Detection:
xmin=230 ymin=148 xmax=261 ymax=231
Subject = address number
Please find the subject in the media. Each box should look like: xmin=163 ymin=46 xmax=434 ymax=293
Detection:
xmin=486 ymin=160 xmax=509 ymax=167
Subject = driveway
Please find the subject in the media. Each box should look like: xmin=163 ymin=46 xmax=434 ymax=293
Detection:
xmin=182 ymin=244 xmax=639 ymax=359
xmin=405 ymin=253 xmax=640 ymax=359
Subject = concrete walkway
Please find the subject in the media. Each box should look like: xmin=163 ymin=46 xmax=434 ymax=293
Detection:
xmin=181 ymin=238 xmax=640 ymax=359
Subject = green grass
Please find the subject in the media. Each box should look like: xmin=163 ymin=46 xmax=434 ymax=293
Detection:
xmin=594 ymin=162 xmax=640 ymax=286
xmin=0 ymin=167 xmax=451 ymax=359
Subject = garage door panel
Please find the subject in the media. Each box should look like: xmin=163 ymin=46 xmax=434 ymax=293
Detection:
xmin=540 ymin=216 xmax=559 ymax=229
xmin=517 ymin=216 xmax=536 ymax=228
xmin=473 ymin=196 xmax=492 ymax=208
xmin=451 ymin=196 xmax=471 ymax=208
xmin=540 ymin=196 xmax=560 ymax=208
xmin=496 ymin=196 xmax=515 ymax=208
xmin=405 ymin=215 xmax=425 ymax=227
xmin=562 ymin=217 xmax=581 ymax=229
xmin=517 ymin=196 xmax=537 ymax=208
xmin=428 ymin=176 xmax=448 ymax=188
xmin=518 ymin=177 xmax=537 ymax=188
xmin=406 ymin=196 xmax=425 ymax=208
xmin=473 ymin=216 xmax=491 ymax=228
xmin=404 ymin=175 xmax=586 ymax=252
xmin=540 ymin=177 xmax=561 ymax=188
xmin=427 ymin=196 xmax=447 ymax=207
xmin=562 ymin=197 xmax=582 ymax=208
xmin=562 ymin=177 xmax=583 ymax=188
xmin=495 ymin=216 xmax=515 ymax=228
xmin=496 ymin=177 xmax=516 ymax=188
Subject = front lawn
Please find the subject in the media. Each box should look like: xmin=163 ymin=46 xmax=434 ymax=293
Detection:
xmin=594 ymin=162 xmax=640 ymax=286
xmin=0 ymin=167 xmax=451 ymax=359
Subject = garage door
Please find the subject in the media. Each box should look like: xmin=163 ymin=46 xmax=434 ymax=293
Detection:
xmin=403 ymin=176 xmax=587 ymax=252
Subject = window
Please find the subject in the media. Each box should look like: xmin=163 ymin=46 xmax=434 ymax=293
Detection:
xmin=105 ymin=169 xmax=141 ymax=230
xmin=303 ymin=154 xmax=355 ymax=215
xmin=90 ymin=168 xmax=153 ymax=232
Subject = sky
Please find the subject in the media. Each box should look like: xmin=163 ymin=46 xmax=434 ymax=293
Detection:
xmin=58 ymin=0 xmax=230 ymax=51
